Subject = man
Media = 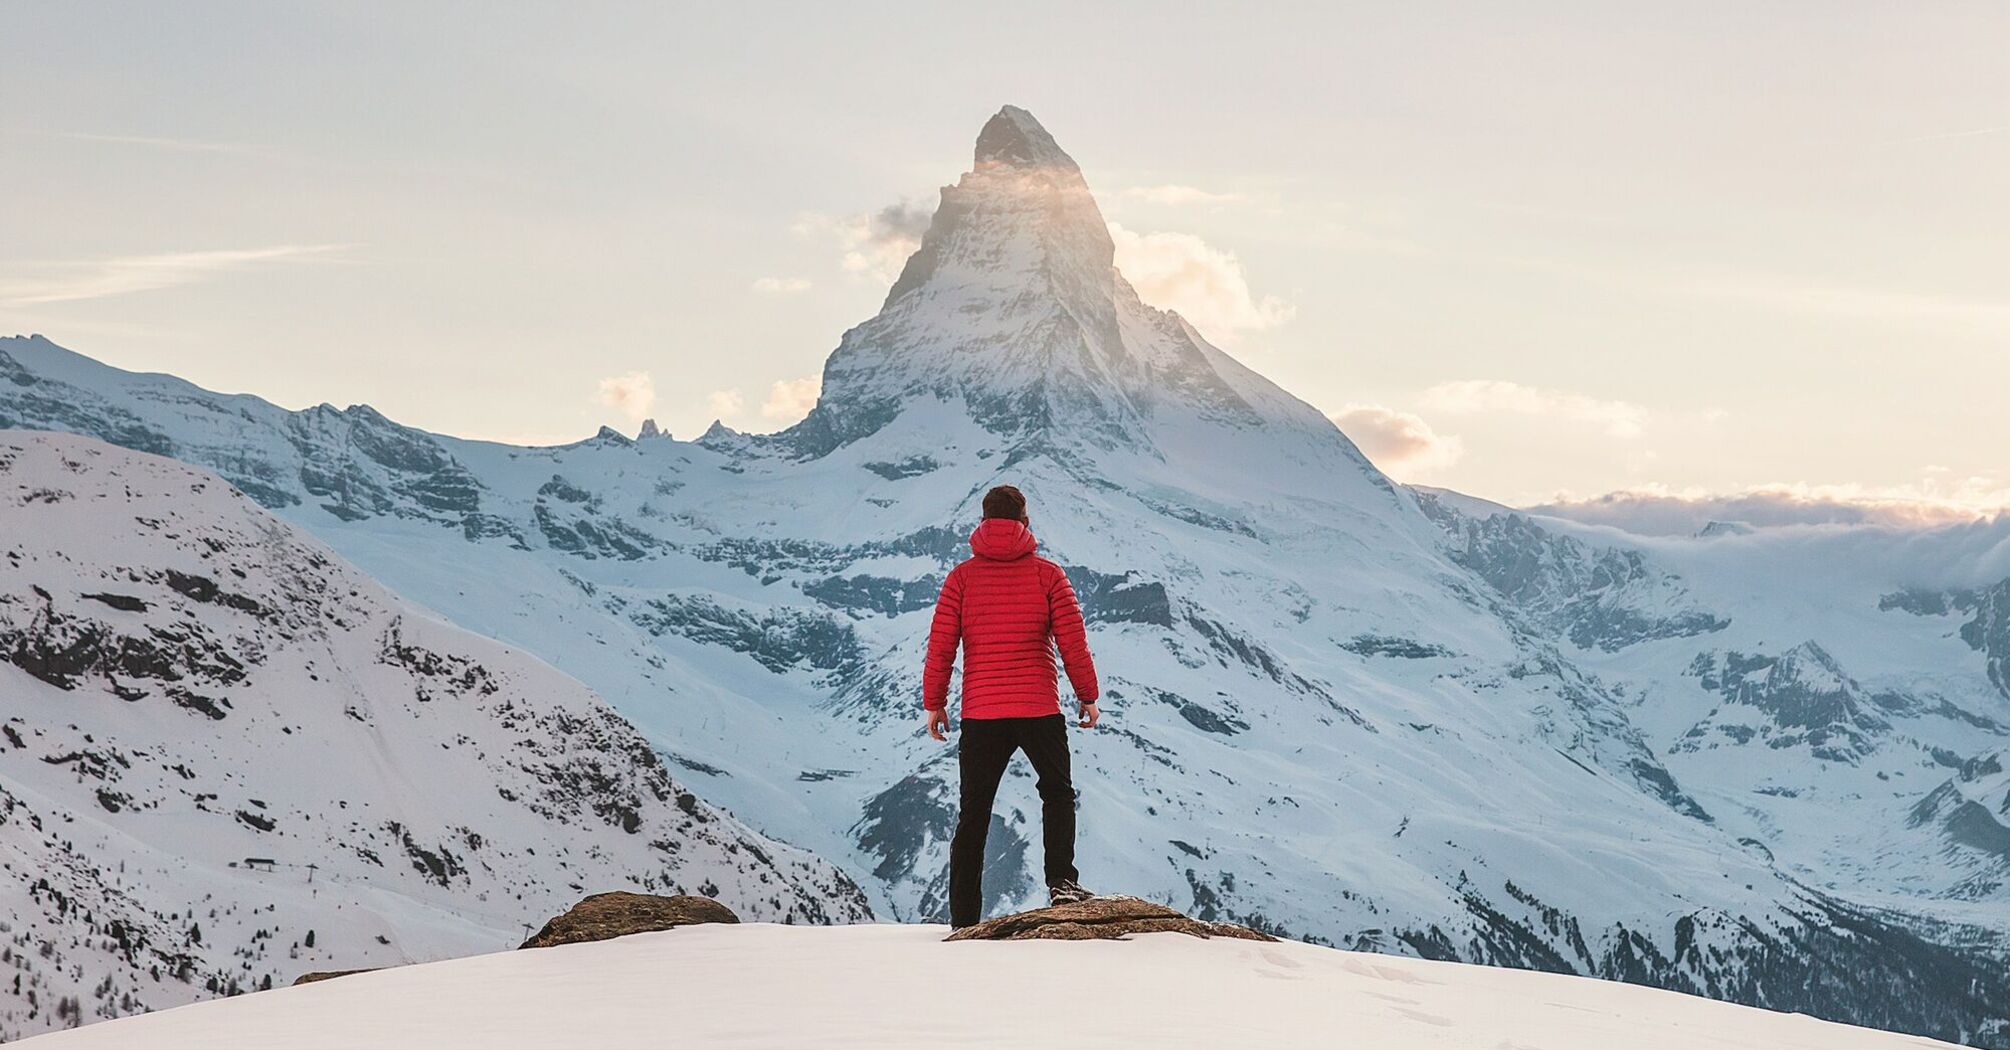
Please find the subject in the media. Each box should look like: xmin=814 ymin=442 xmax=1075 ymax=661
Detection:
xmin=923 ymin=484 xmax=1100 ymax=928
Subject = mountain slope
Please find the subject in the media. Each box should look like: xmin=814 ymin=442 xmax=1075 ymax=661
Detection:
xmin=3 ymin=104 xmax=2008 ymax=1044
xmin=19 ymin=923 xmax=1970 ymax=1050
xmin=0 ymin=431 xmax=869 ymax=1040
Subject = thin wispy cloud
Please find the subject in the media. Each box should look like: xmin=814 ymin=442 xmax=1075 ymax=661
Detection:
xmin=0 ymin=244 xmax=351 ymax=307
xmin=1863 ymin=125 xmax=2010 ymax=147
xmin=1420 ymin=379 xmax=1648 ymax=439
xmin=16 ymin=128 xmax=284 ymax=161
xmin=793 ymin=200 xmax=935 ymax=284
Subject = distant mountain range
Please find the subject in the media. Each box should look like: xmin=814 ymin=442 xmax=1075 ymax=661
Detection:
xmin=3 ymin=106 xmax=2005 ymax=1044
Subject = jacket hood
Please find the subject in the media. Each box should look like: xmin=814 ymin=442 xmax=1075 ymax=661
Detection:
xmin=969 ymin=518 xmax=1038 ymax=561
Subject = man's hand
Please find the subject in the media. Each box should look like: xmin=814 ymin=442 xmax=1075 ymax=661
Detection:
xmin=1078 ymin=702 xmax=1100 ymax=729
xmin=926 ymin=707 xmax=950 ymax=741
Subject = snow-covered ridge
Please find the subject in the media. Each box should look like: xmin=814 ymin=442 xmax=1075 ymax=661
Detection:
xmin=19 ymin=923 xmax=1968 ymax=1050
xmin=0 ymin=431 xmax=869 ymax=1040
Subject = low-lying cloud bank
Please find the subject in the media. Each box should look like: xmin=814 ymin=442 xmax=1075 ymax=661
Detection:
xmin=1529 ymin=486 xmax=2009 ymax=536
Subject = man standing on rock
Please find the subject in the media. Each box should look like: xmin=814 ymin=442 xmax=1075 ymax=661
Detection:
xmin=924 ymin=484 xmax=1100 ymax=928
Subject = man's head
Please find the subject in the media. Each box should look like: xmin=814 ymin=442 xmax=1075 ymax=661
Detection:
xmin=982 ymin=484 xmax=1028 ymax=523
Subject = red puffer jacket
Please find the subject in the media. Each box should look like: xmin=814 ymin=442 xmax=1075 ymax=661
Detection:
xmin=922 ymin=518 xmax=1099 ymax=719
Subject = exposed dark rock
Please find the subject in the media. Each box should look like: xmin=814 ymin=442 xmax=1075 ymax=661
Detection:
xmin=292 ymin=968 xmax=378 ymax=986
xmin=851 ymin=774 xmax=955 ymax=882
xmin=801 ymin=574 xmax=940 ymax=617
xmin=630 ymin=595 xmax=861 ymax=674
xmin=1177 ymin=701 xmax=1247 ymax=736
xmin=1342 ymin=635 xmax=1453 ymax=659
xmin=1879 ymin=586 xmax=1973 ymax=617
xmin=1960 ymin=580 xmax=2010 ymax=702
xmin=945 ymin=895 xmax=1275 ymax=943
xmin=1130 ymin=495 xmax=1257 ymax=537
xmin=1680 ymin=643 xmax=1889 ymax=763
xmin=520 ymin=891 xmax=739 ymax=949
xmin=1068 ymin=567 xmax=1174 ymax=627
xmin=1391 ymin=880 xmax=2010 ymax=1049
xmin=1878 ymin=578 xmax=2010 ymax=703
xmin=862 ymin=455 xmax=939 ymax=480
xmin=163 ymin=570 xmax=265 ymax=617
xmin=533 ymin=503 xmax=656 ymax=560
xmin=81 ymin=592 xmax=148 ymax=613
xmin=537 ymin=474 xmax=597 ymax=506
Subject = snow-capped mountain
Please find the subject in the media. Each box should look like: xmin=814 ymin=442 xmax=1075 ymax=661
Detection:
xmin=19 ymin=922 xmax=1972 ymax=1050
xmin=0 ymin=431 xmax=869 ymax=1040
xmin=3 ymin=105 xmax=2007 ymax=1044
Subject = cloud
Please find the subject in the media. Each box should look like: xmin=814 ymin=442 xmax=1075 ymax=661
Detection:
xmin=18 ymin=129 xmax=282 ymax=160
xmin=1420 ymin=379 xmax=1648 ymax=439
xmin=1117 ymin=185 xmax=1245 ymax=207
xmin=760 ymin=375 xmax=821 ymax=422
xmin=794 ymin=200 xmax=935 ymax=284
xmin=1529 ymin=478 xmax=2010 ymax=536
xmin=1107 ymin=223 xmax=1293 ymax=344
xmin=706 ymin=388 xmax=745 ymax=419
xmin=1329 ymin=404 xmax=1465 ymax=478
xmin=1861 ymin=125 xmax=2010 ymax=147
xmin=595 ymin=371 xmax=656 ymax=422
xmin=0 ymin=244 xmax=350 ymax=307
xmin=752 ymin=276 xmax=812 ymax=294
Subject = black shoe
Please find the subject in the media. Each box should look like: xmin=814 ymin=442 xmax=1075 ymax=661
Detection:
xmin=1048 ymin=879 xmax=1095 ymax=906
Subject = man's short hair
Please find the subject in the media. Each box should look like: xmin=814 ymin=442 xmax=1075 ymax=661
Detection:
xmin=982 ymin=485 xmax=1027 ymax=520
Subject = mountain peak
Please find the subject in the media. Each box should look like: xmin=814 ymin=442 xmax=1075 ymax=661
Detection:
xmin=973 ymin=105 xmax=1078 ymax=173
xmin=778 ymin=105 xmax=1379 ymax=476
xmin=871 ymin=105 xmax=1112 ymax=323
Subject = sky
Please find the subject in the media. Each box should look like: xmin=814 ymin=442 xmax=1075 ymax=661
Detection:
xmin=4 ymin=2 xmax=2007 ymax=515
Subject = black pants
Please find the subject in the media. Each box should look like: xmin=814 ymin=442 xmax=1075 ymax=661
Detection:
xmin=949 ymin=713 xmax=1078 ymax=928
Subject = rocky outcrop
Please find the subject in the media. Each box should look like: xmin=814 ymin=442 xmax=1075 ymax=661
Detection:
xmin=293 ymin=969 xmax=378 ymax=986
xmin=945 ymin=896 xmax=1275 ymax=943
xmin=520 ymin=892 xmax=739 ymax=949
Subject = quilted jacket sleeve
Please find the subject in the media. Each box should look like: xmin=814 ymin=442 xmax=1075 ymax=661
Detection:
xmin=921 ymin=566 xmax=964 ymax=711
xmin=1046 ymin=565 xmax=1100 ymax=703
